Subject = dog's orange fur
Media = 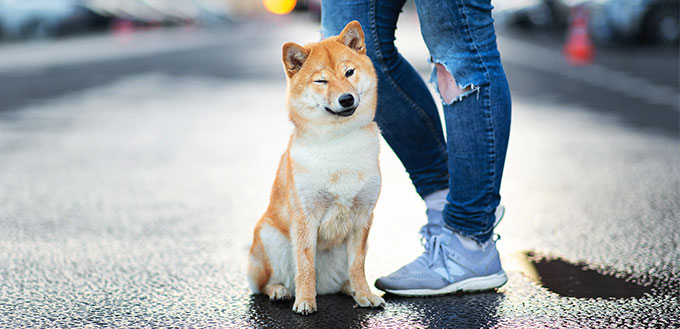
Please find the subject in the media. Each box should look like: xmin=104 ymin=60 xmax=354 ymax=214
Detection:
xmin=247 ymin=21 xmax=384 ymax=315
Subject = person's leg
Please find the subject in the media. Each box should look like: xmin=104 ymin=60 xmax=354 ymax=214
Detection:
xmin=416 ymin=0 xmax=512 ymax=244
xmin=374 ymin=0 xmax=511 ymax=296
xmin=321 ymin=0 xmax=449 ymax=203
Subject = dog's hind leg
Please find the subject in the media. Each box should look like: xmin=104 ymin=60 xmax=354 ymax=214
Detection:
xmin=341 ymin=281 xmax=354 ymax=296
xmin=263 ymin=283 xmax=292 ymax=301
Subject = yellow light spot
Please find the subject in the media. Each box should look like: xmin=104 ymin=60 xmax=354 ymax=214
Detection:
xmin=263 ymin=0 xmax=296 ymax=15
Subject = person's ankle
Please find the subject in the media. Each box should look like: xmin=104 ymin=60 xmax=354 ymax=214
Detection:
xmin=424 ymin=189 xmax=448 ymax=212
xmin=420 ymin=189 xmax=448 ymax=239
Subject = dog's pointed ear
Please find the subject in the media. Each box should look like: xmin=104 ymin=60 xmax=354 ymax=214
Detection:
xmin=339 ymin=21 xmax=365 ymax=54
xmin=282 ymin=42 xmax=310 ymax=78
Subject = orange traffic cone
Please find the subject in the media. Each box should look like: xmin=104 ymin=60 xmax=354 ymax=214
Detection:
xmin=564 ymin=6 xmax=594 ymax=66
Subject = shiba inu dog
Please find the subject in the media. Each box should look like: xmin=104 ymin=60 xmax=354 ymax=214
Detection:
xmin=247 ymin=21 xmax=384 ymax=315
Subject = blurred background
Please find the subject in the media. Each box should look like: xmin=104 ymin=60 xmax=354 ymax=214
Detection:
xmin=0 ymin=0 xmax=679 ymax=328
xmin=0 ymin=0 xmax=678 ymax=44
xmin=0 ymin=0 xmax=678 ymax=43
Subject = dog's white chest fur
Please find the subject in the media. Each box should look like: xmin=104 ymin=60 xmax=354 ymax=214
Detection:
xmin=290 ymin=126 xmax=380 ymax=249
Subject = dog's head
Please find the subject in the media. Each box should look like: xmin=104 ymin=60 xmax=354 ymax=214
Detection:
xmin=282 ymin=21 xmax=377 ymax=130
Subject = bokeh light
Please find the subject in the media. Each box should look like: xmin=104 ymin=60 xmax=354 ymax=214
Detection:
xmin=263 ymin=0 xmax=296 ymax=15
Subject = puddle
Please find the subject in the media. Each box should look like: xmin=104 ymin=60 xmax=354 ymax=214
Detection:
xmin=508 ymin=251 xmax=654 ymax=299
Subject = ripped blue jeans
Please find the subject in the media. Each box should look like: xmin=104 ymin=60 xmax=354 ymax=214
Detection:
xmin=322 ymin=0 xmax=511 ymax=243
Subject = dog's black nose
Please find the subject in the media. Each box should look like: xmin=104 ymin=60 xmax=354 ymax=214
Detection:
xmin=338 ymin=94 xmax=355 ymax=108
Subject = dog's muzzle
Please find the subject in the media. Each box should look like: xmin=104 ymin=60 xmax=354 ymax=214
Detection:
xmin=325 ymin=106 xmax=356 ymax=117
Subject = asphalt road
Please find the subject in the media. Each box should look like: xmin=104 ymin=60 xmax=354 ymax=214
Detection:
xmin=0 ymin=14 xmax=678 ymax=328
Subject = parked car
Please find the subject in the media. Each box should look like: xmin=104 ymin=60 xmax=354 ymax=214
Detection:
xmin=0 ymin=0 xmax=231 ymax=41
xmin=493 ymin=0 xmax=558 ymax=28
xmin=494 ymin=0 xmax=679 ymax=45
xmin=0 ymin=0 xmax=112 ymax=40
xmin=584 ymin=0 xmax=679 ymax=44
xmin=555 ymin=0 xmax=680 ymax=44
xmin=0 ymin=0 xmax=76 ymax=39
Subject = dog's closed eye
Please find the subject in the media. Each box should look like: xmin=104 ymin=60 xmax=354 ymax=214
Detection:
xmin=314 ymin=80 xmax=328 ymax=84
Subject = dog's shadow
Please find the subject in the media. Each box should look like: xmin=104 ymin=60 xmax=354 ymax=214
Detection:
xmin=245 ymin=290 xmax=505 ymax=328
xmin=245 ymin=293 xmax=383 ymax=329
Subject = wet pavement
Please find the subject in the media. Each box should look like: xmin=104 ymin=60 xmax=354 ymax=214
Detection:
xmin=1 ymin=15 xmax=679 ymax=328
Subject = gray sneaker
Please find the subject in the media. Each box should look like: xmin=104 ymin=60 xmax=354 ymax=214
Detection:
xmin=375 ymin=206 xmax=507 ymax=296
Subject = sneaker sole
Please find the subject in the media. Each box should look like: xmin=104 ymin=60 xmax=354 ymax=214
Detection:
xmin=383 ymin=271 xmax=508 ymax=297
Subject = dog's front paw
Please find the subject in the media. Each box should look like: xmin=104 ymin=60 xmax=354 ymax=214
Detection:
xmin=354 ymin=293 xmax=385 ymax=308
xmin=292 ymin=298 xmax=317 ymax=315
xmin=268 ymin=285 xmax=291 ymax=301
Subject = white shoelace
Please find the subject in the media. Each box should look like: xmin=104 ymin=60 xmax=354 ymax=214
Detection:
xmin=418 ymin=223 xmax=439 ymax=247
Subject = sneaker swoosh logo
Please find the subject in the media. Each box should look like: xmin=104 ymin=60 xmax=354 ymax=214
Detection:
xmin=433 ymin=259 xmax=466 ymax=281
